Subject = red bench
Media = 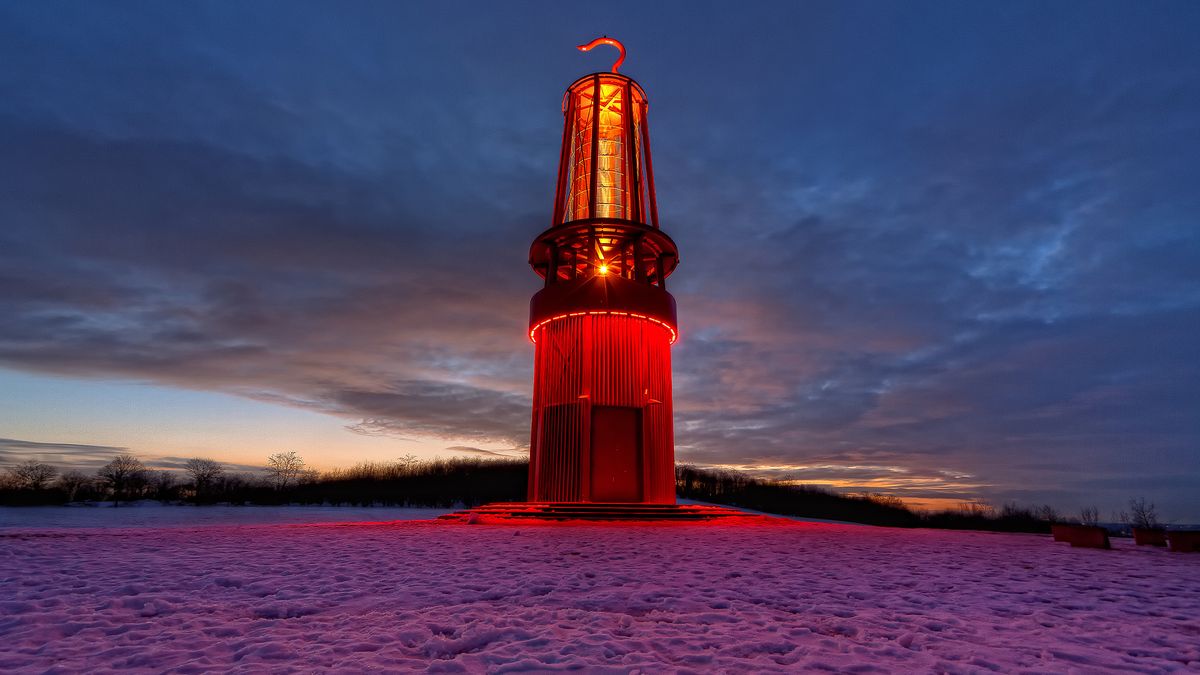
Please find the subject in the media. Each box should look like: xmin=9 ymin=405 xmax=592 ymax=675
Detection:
xmin=1166 ymin=531 xmax=1200 ymax=553
xmin=1133 ymin=527 xmax=1167 ymax=546
xmin=1050 ymin=524 xmax=1111 ymax=549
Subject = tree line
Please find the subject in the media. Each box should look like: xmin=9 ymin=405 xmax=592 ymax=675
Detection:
xmin=0 ymin=455 xmax=1167 ymax=533
xmin=675 ymin=464 xmax=1165 ymax=533
xmin=0 ymin=452 xmax=526 ymax=507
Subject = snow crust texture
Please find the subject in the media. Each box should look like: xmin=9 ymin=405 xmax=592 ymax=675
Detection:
xmin=0 ymin=505 xmax=449 ymax=529
xmin=2 ymin=520 xmax=1198 ymax=673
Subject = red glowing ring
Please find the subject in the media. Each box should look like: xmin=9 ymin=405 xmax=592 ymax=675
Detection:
xmin=529 ymin=310 xmax=677 ymax=344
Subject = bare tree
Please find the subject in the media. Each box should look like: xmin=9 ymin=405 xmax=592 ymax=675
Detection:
xmin=1128 ymin=497 xmax=1160 ymax=529
xmin=97 ymin=455 xmax=148 ymax=506
xmin=956 ymin=500 xmax=995 ymax=518
xmin=1036 ymin=504 xmax=1062 ymax=523
xmin=1079 ymin=506 xmax=1100 ymax=527
xmin=7 ymin=460 xmax=58 ymax=490
xmin=184 ymin=458 xmax=224 ymax=499
xmin=57 ymin=471 xmax=93 ymax=502
xmin=867 ymin=493 xmax=906 ymax=509
xmin=1000 ymin=502 xmax=1035 ymax=519
xmin=1110 ymin=509 xmax=1131 ymax=535
xmin=266 ymin=451 xmax=305 ymax=490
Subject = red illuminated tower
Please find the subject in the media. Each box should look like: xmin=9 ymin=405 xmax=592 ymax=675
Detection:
xmin=527 ymin=38 xmax=679 ymax=504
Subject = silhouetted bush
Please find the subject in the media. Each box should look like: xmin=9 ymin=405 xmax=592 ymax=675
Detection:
xmin=923 ymin=502 xmax=1050 ymax=534
xmin=201 ymin=456 xmax=529 ymax=507
xmin=676 ymin=465 xmax=1053 ymax=533
xmin=675 ymin=464 xmax=921 ymax=527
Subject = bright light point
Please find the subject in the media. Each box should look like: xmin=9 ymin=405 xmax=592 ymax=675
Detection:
xmin=598 ymin=264 xmax=608 ymax=275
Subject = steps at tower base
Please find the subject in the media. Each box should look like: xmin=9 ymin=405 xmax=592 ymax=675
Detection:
xmin=437 ymin=502 xmax=779 ymax=524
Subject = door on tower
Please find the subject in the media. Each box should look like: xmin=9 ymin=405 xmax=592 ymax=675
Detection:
xmin=589 ymin=406 xmax=643 ymax=502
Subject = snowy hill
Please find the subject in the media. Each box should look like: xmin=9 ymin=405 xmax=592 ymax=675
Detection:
xmin=2 ymin=518 xmax=1197 ymax=671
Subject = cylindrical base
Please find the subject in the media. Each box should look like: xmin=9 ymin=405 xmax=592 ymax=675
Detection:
xmin=528 ymin=313 xmax=675 ymax=503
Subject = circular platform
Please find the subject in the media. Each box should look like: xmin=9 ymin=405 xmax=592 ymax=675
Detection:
xmin=437 ymin=502 xmax=783 ymax=524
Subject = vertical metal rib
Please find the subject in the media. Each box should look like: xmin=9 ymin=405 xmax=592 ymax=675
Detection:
xmin=623 ymin=80 xmax=642 ymax=223
xmin=588 ymin=74 xmax=601 ymax=220
xmin=552 ymin=94 xmax=574 ymax=227
xmin=639 ymin=99 xmax=659 ymax=229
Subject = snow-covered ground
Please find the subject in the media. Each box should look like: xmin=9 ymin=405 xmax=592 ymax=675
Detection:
xmin=0 ymin=504 xmax=451 ymax=529
xmin=2 ymin=519 xmax=1197 ymax=672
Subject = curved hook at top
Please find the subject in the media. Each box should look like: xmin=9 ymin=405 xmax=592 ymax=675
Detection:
xmin=577 ymin=36 xmax=625 ymax=74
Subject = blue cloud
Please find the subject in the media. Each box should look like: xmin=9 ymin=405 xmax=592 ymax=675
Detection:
xmin=0 ymin=1 xmax=1197 ymax=517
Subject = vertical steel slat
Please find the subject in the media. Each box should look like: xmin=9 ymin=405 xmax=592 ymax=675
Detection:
xmin=625 ymin=83 xmax=643 ymax=223
xmin=588 ymin=74 xmax=601 ymax=220
xmin=529 ymin=338 xmax=540 ymax=500
xmin=632 ymin=236 xmax=641 ymax=282
xmin=639 ymin=100 xmax=659 ymax=229
xmin=552 ymin=93 xmax=574 ymax=227
xmin=589 ymin=227 xmax=596 ymax=272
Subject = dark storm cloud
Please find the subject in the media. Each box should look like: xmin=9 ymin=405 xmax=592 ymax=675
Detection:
xmin=0 ymin=115 xmax=535 ymax=444
xmin=0 ymin=438 xmax=128 ymax=468
xmin=0 ymin=440 xmax=265 ymax=474
xmin=444 ymin=446 xmax=527 ymax=459
xmin=0 ymin=2 xmax=1197 ymax=516
xmin=337 ymin=382 xmax=530 ymax=444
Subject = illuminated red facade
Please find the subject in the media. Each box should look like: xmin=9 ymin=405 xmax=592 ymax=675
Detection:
xmin=527 ymin=39 xmax=679 ymax=503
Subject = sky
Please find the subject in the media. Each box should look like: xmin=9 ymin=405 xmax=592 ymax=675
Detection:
xmin=1 ymin=1 xmax=1197 ymax=519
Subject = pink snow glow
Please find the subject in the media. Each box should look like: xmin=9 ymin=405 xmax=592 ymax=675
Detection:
xmin=2 ymin=519 xmax=1198 ymax=672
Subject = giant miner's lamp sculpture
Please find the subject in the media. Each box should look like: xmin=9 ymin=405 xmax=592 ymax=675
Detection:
xmin=440 ymin=39 xmax=754 ymax=523
xmin=526 ymin=37 xmax=680 ymax=504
